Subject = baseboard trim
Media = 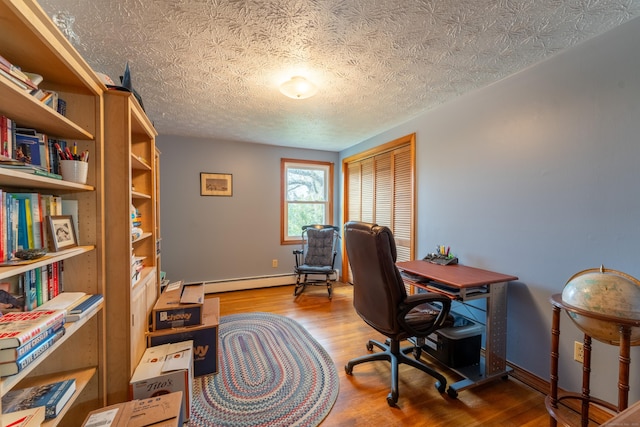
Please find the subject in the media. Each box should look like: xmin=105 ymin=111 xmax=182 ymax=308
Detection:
xmin=203 ymin=274 xmax=295 ymax=293
xmin=507 ymin=360 xmax=613 ymax=424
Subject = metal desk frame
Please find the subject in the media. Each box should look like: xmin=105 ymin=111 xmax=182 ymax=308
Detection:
xmin=396 ymin=260 xmax=518 ymax=397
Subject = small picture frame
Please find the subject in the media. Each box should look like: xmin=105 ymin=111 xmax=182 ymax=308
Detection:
xmin=201 ymin=172 xmax=232 ymax=196
xmin=47 ymin=215 xmax=78 ymax=251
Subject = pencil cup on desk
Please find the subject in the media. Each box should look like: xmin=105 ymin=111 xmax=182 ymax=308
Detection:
xmin=60 ymin=160 xmax=88 ymax=184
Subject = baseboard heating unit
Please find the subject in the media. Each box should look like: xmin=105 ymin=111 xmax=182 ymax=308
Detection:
xmin=203 ymin=274 xmax=296 ymax=293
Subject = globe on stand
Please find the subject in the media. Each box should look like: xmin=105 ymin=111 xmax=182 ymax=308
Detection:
xmin=562 ymin=266 xmax=640 ymax=345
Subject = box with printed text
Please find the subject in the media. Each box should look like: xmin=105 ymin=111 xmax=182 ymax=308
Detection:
xmin=151 ymin=281 xmax=203 ymax=330
xmin=81 ymin=391 xmax=184 ymax=427
xmin=129 ymin=341 xmax=193 ymax=421
xmin=147 ymin=297 xmax=219 ymax=377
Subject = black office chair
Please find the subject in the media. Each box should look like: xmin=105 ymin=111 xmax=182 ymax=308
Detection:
xmin=293 ymin=225 xmax=340 ymax=299
xmin=343 ymin=221 xmax=453 ymax=406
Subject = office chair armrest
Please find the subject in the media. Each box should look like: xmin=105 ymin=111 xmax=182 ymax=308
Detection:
xmin=398 ymin=293 xmax=452 ymax=337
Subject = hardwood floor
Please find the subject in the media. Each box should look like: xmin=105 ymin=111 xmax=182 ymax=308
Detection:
xmin=207 ymin=282 xmax=551 ymax=426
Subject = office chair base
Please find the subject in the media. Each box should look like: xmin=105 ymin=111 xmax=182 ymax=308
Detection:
xmin=345 ymin=338 xmax=447 ymax=406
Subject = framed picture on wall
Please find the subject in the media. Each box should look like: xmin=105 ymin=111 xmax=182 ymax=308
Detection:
xmin=201 ymin=172 xmax=233 ymax=196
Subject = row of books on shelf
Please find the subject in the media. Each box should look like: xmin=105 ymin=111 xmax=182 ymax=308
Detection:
xmin=0 ymin=191 xmax=79 ymax=263
xmin=0 ymin=292 xmax=103 ymax=379
xmin=131 ymin=253 xmax=146 ymax=285
xmin=0 ymin=261 xmax=65 ymax=311
xmin=0 ymin=53 xmax=67 ymax=115
xmin=0 ymin=117 xmax=75 ymax=178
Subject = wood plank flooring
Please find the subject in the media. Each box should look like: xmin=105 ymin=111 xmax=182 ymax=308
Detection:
xmin=207 ymin=282 xmax=551 ymax=426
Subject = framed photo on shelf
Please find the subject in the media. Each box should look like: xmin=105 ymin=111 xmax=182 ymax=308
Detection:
xmin=201 ymin=172 xmax=232 ymax=196
xmin=46 ymin=215 xmax=78 ymax=251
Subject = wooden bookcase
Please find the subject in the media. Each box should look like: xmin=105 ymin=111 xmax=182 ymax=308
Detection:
xmin=155 ymin=147 xmax=163 ymax=288
xmin=103 ymin=90 xmax=158 ymax=404
xmin=0 ymin=0 xmax=106 ymax=425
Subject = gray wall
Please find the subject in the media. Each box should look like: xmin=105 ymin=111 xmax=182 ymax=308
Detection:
xmin=156 ymin=136 xmax=339 ymax=282
xmin=341 ymin=16 xmax=640 ymax=401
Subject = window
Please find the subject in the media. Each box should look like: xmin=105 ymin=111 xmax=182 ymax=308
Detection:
xmin=281 ymin=159 xmax=333 ymax=243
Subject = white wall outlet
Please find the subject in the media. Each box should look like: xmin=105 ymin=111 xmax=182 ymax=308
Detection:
xmin=272 ymin=259 xmax=278 ymax=268
xmin=574 ymin=341 xmax=584 ymax=363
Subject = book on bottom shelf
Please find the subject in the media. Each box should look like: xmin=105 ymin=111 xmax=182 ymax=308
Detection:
xmin=0 ymin=406 xmax=45 ymax=427
xmin=0 ymin=327 xmax=65 ymax=377
xmin=1 ymin=378 xmax=76 ymax=419
xmin=0 ymin=310 xmax=65 ymax=350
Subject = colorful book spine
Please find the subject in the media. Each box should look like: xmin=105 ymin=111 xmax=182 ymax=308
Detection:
xmin=0 ymin=327 xmax=65 ymax=377
xmin=0 ymin=321 xmax=64 ymax=363
xmin=66 ymin=294 xmax=103 ymax=322
xmin=23 ymin=269 xmax=37 ymax=311
xmin=0 ymin=310 xmax=65 ymax=349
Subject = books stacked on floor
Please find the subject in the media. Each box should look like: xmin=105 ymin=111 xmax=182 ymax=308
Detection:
xmin=0 ymin=310 xmax=65 ymax=377
xmin=2 ymin=378 xmax=76 ymax=420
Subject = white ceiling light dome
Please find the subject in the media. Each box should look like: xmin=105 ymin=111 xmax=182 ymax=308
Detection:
xmin=279 ymin=76 xmax=318 ymax=99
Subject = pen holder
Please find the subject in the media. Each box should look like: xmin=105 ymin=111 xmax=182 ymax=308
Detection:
xmin=60 ymin=160 xmax=88 ymax=184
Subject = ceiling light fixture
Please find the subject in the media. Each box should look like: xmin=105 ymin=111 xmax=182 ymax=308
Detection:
xmin=279 ymin=76 xmax=318 ymax=99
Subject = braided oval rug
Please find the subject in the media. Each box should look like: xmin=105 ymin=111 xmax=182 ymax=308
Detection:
xmin=189 ymin=312 xmax=339 ymax=427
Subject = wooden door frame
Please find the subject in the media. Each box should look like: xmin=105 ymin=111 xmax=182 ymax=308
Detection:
xmin=341 ymin=133 xmax=416 ymax=283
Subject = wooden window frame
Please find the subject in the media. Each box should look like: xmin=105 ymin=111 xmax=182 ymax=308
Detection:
xmin=281 ymin=158 xmax=334 ymax=245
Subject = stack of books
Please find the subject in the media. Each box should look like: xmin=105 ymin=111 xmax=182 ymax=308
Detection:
xmin=0 ymin=310 xmax=65 ymax=377
xmin=36 ymin=292 xmax=103 ymax=323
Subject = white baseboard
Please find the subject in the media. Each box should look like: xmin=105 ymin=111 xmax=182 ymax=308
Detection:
xmin=203 ymin=274 xmax=296 ymax=293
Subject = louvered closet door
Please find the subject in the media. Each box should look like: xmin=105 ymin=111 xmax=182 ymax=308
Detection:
xmin=392 ymin=146 xmax=412 ymax=263
xmin=344 ymin=137 xmax=414 ymax=284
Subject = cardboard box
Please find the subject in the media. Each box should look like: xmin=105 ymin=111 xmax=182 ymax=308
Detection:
xmin=129 ymin=341 xmax=193 ymax=421
xmin=148 ymin=298 xmax=220 ymax=377
xmin=81 ymin=391 xmax=184 ymax=427
xmin=151 ymin=281 xmax=204 ymax=330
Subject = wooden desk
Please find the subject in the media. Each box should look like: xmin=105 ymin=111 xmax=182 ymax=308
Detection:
xmin=396 ymin=260 xmax=518 ymax=397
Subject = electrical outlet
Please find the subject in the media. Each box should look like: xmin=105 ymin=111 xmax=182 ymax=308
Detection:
xmin=272 ymin=259 xmax=278 ymax=268
xmin=574 ymin=341 xmax=584 ymax=363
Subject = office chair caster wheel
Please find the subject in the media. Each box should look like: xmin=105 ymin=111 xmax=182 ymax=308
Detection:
xmin=447 ymin=387 xmax=458 ymax=399
xmin=434 ymin=381 xmax=446 ymax=394
xmin=345 ymin=364 xmax=353 ymax=375
xmin=366 ymin=342 xmax=374 ymax=351
xmin=386 ymin=392 xmax=398 ymax=407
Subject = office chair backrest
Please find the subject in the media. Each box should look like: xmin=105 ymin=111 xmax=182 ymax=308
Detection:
xmin=344 ymin=221 xmax=408 ymax=337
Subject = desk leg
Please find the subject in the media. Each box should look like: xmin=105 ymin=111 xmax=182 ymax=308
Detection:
xmin=485 ymin=281 xmax=508 ymax=375
xmin=446 ymin=282 xmax=511 ymax=397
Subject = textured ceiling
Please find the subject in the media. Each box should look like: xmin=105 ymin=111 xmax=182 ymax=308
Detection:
xmin=37 ymin=0 xmax=640 ymax=152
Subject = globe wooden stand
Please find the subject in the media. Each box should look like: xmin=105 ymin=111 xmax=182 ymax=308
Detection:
xmin=546 ymin=294 xmax=640 ymax=427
